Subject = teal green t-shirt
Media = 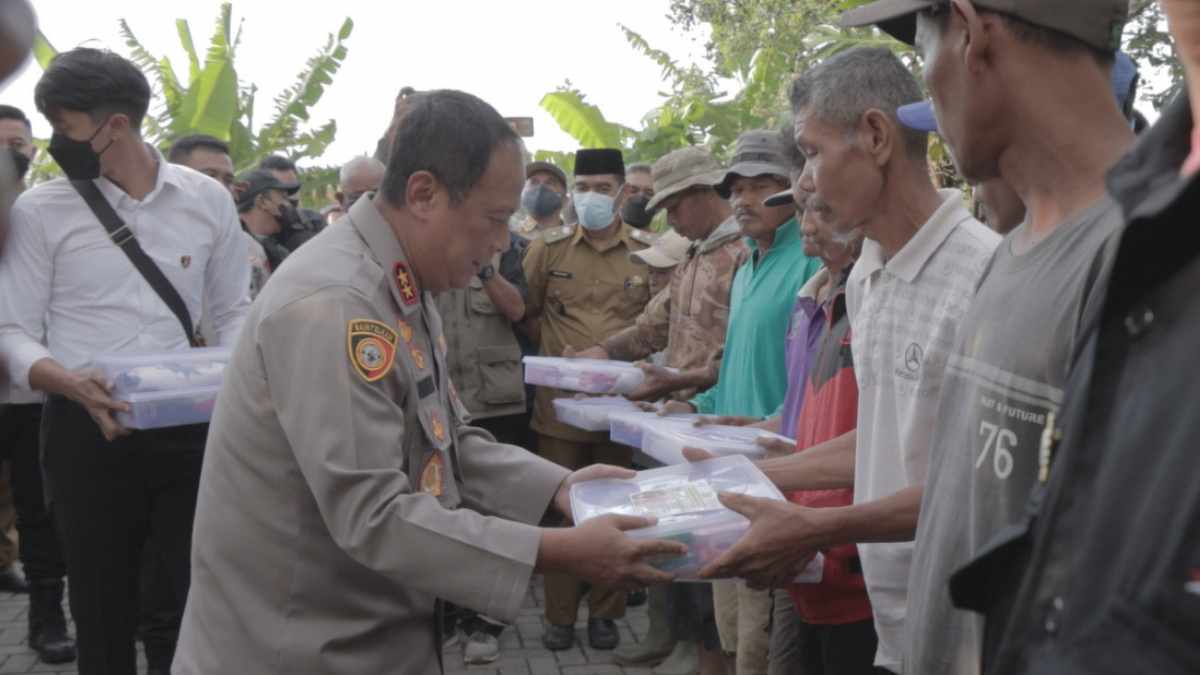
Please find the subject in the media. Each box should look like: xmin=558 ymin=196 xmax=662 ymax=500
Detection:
xmin=690 ymin=217 xmax=822 ymax=416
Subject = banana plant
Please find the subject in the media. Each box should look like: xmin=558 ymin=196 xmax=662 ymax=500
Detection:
xmin=29 ymin=3 xmax=353 ymax=208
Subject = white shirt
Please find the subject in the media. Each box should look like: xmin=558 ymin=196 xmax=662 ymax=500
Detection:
xmin=846 ymin=189 xmax=1000 ymax=672
xmin=0 ymin=152 xmax=251 ymax=390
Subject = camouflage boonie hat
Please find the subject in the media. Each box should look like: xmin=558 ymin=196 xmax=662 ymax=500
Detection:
xmin=645 ymin=146 xmax=726 ymax=212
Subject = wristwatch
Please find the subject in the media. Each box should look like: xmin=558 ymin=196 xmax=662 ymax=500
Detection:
xmin=477 ymin=264 xmax=496 ymax=281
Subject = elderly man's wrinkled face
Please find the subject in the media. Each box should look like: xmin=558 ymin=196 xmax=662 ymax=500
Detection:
xmin=794 ymin=108 xmax=881 ymax=242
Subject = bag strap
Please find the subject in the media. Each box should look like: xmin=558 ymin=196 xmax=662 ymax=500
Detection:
xmin=70 ymin=179 xmax=200 ymax=348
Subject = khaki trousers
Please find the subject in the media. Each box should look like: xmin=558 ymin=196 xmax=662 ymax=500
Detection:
xmin=713 ymin=579 xmax=772 ymax=675
xmin=538 ymin=434 xmax=632 ymax=626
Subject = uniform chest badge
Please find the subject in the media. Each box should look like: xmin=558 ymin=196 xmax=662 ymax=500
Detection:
xmin=437 ymin=334 xmax=447 ymax=356
xmin=420 ymin=452 xmax=445 ymax=497
xmin=397 ymin=319 xmax=414 ymax=344
xmin=430 ymin=411 xmax=447 ymax=443
xmin=410 ymin=346 xmax=427 ymax=371
xmin=347 ymin=320 xmax=398 ymax=382
xmin=180 ymin=255 xmax=192 ymax=269
xmin=394 ymin=262 xmax=419 ymax=306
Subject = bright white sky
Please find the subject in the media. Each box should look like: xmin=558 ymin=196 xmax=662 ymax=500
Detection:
xmin=2 ymin=0 xmax=713 ymax=167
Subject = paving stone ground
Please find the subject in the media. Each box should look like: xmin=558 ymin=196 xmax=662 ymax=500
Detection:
xmin=0 ymin=577 xmax=651 ymax=675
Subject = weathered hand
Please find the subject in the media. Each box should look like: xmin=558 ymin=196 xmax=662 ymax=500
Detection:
xmin=756 ymin=435 xmax=795 ymax=459
xmin=698 ymin=493 xmax=824 ymax=590
xmin=694 ymin=415 xmax=759 ymax=427
xmin=626 ymin=363 xmax=681 ymax=401
xmin=553 ymin=464 xmax=637 ymax=521
xmin=564 ymin=345 xmax=609 ymax=360
xmin=556 ymin=514 xmax=688 ymax=590
xmin=68 ymin=369 xmax=130 ymax=442
xmin=658 ymin=399 xmax=696 ymax=416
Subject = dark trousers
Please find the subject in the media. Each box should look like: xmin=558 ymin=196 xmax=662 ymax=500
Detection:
xmin=41 ymin=396 xmax=205 ymax=675
xmin=0 ymin=403 xmax=66 ymax=582
xmin=779 ymin=613 xmax=887 ymax=675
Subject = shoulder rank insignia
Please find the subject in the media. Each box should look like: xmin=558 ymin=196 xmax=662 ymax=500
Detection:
xmin=630 ymin=228 xmax=657 ymax=245
xmin=347 ymin=320 xmax=398 ymax=382
xmin=420 ymin=452 xmax=445 ymax=497
xmin=543 ymin=225 xmax=575 ymax=244
xmin=393 ymin=262 xmax=419 ymax=306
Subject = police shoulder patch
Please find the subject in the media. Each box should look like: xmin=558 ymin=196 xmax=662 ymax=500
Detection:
xmin=347 ymin=319 xmax=399 ymax=382
xmin=543 ymin=224 xmax=576 ymax=245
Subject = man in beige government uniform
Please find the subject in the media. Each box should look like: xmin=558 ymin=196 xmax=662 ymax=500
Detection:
xmin=175 ymin=90 xmax=682 ymax=675
xmin=523 ymin=148 xmax=657 ymax=652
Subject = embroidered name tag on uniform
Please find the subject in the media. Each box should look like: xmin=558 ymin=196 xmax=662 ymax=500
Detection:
xmin=549 ymin=270 xmax=574 ymax=279
xmin=394 ymin=262 xmax=419 ymax=306
xmin=347 ymin=320 xmax=398 ymax=382
xmin=420 ymin=452 xmax=445 ymax=497
xmin=417 ymin=376 xmax=436 ymax=399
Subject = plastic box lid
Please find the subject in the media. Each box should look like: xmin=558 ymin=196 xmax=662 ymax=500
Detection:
xmin=553 ymin=396 xmax=643 ymax=432
xmin=90 ymin=347 xmax=231 ymax=396
xmin=524 ymin=356 xmax=675 ymax=395
xmin=569 ymin=454 xmax=783 ymax=539
xmin=608 ymin=411 xmax=698 ymax=449
xmin=641 ymin=423 xmax=792 ymax=466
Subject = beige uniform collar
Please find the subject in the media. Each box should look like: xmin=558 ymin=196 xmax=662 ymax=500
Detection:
xmin=346 ymin=196 xmax=422 ymax=317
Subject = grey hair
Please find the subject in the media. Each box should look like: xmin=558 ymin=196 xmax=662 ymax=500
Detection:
xmin=790 ymin=47 xmax=928 ymax=160
xmin=339 ymin=155 xmax=385 ymax=186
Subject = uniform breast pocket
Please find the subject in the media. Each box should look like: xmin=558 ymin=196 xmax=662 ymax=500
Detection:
xmin=547 ymin=273 xmax=584 ymax=314
xmin=476 ymin=344 xmax=524 ymax=404
xmin=467 ymin=277 xmax=498 ymax=315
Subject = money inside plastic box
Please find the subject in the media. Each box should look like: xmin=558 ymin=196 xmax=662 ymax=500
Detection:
xmin=523 ymin=356 xmax=675 ymax=395
xmin=641 ymin=423 xmax=792 ymax=466
xmin=116 ymin=385 xmax=221 ymax=430
xmin=553 ymin=397 xmax=643 ymax=432
xmin=91 ymin=347 xmax=231 ymax=396
xmin=569 ymin=455 xmax=785 ymax=580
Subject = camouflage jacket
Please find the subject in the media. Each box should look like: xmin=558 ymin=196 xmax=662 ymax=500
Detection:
xmin=601 ymin=218 xmax=749 ymax=400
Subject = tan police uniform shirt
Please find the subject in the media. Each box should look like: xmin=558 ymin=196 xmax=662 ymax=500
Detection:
xmin=523 ymin=222 xmax=655 ymax=442
xmin=174 ymin=196 xmax=569 ymax=675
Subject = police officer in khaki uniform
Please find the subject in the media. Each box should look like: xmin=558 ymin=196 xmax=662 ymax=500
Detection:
xmin=523 ymin=148 xmax=657 ymax=652
xmin=513 ymin=161 xmax=569 ymax=243
xmin=175 ymin=91 xmax=683 ymax=675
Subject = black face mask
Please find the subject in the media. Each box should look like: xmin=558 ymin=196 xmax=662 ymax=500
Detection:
xmin=8 ymin=149 xmax=29 ymax=181
xmin=620 ymin=194 xmax=655 ymax=228
xmin=276 ymin=202 xmax=301 ymax=228
xmin=47 ymin=120 xmax=113 ymax=181
xmin=521 ymin=184 xmax=564 ymax=219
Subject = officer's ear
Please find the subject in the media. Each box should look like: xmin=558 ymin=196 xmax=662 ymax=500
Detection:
xmin=405 ymin=170 xmax=443 ymax=219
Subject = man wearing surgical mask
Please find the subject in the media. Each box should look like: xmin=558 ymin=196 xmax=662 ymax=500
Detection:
xmin=522 ymin=148 xmax=658 ymax=653
xmin=514 ymin=161 xmax=568 ymax=243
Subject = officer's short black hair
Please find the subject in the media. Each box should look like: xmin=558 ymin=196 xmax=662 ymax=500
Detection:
xmin=259 ymin=155 xmax=297 ymax=173
xmin=380 ymin=89 xmax=519 ymax=207
xmin=34 ymin=48 xmax=151 ymax=131
xmin=167 ymin=134 xmax=230 ymax=163
xmin=0 ymin=105 xmax=32 ymax=132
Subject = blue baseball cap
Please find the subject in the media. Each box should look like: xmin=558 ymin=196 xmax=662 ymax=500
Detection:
xmin=898 ymin=51 xmax=1138 ymax=133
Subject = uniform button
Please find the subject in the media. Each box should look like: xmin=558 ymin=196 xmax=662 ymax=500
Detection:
xmin=1124 ymin=306 xmax=1155 ymax=337
xmin=1043 ymin=596 xmax=1064 ymax=635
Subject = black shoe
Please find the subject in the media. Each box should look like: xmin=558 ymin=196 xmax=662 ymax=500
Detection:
xmin=28 ymin=580 xmax=75 ymax=664
xmin=626 ymin=588 xmax=648 ymax=607
xmin=541 ymin=623 xmax=575 ymax=651
xmin=0 ymin=565 xmax=28 ymax=593
xmin=588 ymin=618 xmax=619 ymax=650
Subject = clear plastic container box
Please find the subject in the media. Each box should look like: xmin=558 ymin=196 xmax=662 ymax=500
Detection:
xmin=609 ymin=411 xmax=698 ymax=449
xmin=524 ymin=356 xmax=674 ymax=395
xmin=115 ymin=385 xmax=221 ymax=430
xmin=569 ymin=455 xmax=785 ymax=580
xmin=91 ymin=347 xmax=231 ymax=396
xmin=641 ymin=423 xmax=793 ymax=466
xmin=553 ymin=397 xmax=643 ymax=432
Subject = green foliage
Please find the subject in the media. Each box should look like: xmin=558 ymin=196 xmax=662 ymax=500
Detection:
xmin=31 ymin=3 xmax=353 ymax=208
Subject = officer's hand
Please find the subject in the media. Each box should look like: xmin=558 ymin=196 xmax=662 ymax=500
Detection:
xmin=66 ymin=369 xmax=131 ymax=442
xmin=564 ymin=345 xmax=609 ymax=360
xmin=632 ymin=401 xmax=660 ymax=413
xmin=681 ymin=447 xmax=716 ymax=463
xmin=698 ymin=493 xmax=824 ymax=590
xmin=626 ymin=363 xmax=681 ymax=401
xmin=557 ymin=514 xmax=686 ymax=590
xmin=553 ymin=464 xmax=637 ymax=521
xmin=658 ymin=400 xmax=696 ymax=416
xmin=694 ymin=415 xmax=759 ymax=428
xmin=756 ymin=435 xmax=795 ymax=459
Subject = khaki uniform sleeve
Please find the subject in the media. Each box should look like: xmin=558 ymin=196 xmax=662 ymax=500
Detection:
xmin=258 ymin=289 xmax=543 ymax=623
xmin=522 ymin=238 xmax=549 ymax=322
xmin=456 ymin=427 xmax=568 ymax=524
xmin=601 ymin=286 xmax=670 ymax=361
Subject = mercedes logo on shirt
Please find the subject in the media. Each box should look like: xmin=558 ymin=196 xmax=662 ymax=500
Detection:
xmin=904 ymin=342 xmax=924 ymax=372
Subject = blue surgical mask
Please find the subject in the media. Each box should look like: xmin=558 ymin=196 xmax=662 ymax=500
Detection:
xmin=573 ymin=191 xmax=616 ymax=231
